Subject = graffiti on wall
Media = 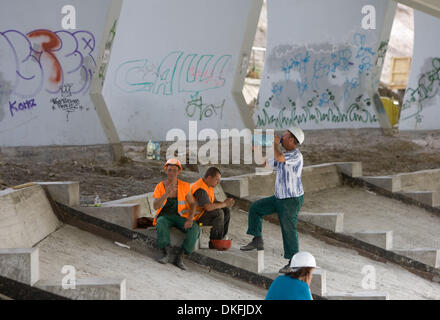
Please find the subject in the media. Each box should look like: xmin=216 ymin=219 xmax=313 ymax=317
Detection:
xmin=257 ymin=32 xmax=383 ymax=127
xmin=0 ymin=28 xmax=96 ymax=98
xmin=51 ymin=83 xmax=88 ymax=121
xmin=0 ymin=28 xmax=96 ymax=122
xmin=115 ymin=51 xmax=231 ymax=121
xmin=115 ymin=51 xmax=231 ymax=96
xmin=401 ymin=57 xmax=440 ymax=124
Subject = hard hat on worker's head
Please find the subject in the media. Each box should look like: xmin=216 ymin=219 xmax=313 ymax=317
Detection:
xmin=290 ymin=251 xmax=319 ymax=272
xmin=163 ymin=158 xmax=182 ymax=172
xmin=287 ymin=126 xmax=304 ymax=145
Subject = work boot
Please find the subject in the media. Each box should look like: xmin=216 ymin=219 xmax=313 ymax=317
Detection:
xmin=174 ymin=248 xmax=187 ymax=270
xmin=157 ymin=246 xmax=170 ymax=264
xmin=279 ymin=259 xmax=292 ymax=273
xmin=240 ymin=236 xmax=264 ymax=251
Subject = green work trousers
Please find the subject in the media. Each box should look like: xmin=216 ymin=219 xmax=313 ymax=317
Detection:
xmin=156 ymin=214 xmax=200 ymax=254
xmin=246 ymin=195 xmax=304 ymax=259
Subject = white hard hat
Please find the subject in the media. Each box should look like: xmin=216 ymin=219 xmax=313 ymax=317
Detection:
xmin=290 ymin=251 xmax=319 ymax=271
xmin=288 ymin=127 xmax=304 ymax=145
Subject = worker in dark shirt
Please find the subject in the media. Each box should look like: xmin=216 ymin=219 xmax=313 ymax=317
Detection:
xmin=190 ymin=167 xmax=234 ymax=247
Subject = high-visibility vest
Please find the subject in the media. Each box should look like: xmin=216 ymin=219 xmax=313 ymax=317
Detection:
xmin=152 ymin=179 xmax=191 ymax=226
xmin=190 ymin=178 xmax=215 ymax=221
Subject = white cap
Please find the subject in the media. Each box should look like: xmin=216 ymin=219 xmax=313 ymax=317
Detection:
xmin=288 ymin=126 xmax=304 ymax=145
xmin=289 ymin=251 xmax=319 ymax=272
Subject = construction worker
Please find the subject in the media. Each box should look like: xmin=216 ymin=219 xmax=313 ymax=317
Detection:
xmin=152 ymin=158 xmax=198 ymax=270
xmin=265 ymin=251 xmax=318 ymax=300
xmin=241 ymin=127 xmax=305 ymax=273
xmin=190 ymin=167 xmax=235 ymax=248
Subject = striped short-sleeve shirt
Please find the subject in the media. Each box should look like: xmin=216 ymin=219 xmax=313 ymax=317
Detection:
xmin=267 ymin=148 xmax=304 ymax=199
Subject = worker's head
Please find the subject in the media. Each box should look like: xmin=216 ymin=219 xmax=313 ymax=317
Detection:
xmin=203 ymin=167 xmax=221 ymax=188
xmin=281 ymin=126 xmax=304 ymax=150
xmin=163 ymin=158 xmax=182 ymax=180
xmin=287 ymin=251 xmax=319 ymax=286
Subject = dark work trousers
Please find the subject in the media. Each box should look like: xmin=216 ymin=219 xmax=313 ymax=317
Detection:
xmin=197 ymin=207 xmax=231 ymax=240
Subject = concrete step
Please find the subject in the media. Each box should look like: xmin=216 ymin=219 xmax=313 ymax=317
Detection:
xmin=221 ymin=177 xmax=249 ymax=198
xmin=299 ymin=212 xmax=344 ymax=233
xmin=36 ymin=181 xmax=80 ymax=207
xmin=199 ymin=248 xmax=264 ymax=274
xmin=0 ymin=248 xmax=39 ymax=286
xmin=362 ymin=176 xmax=401 ymax=192
xmin=345 ymin=230 xmax=393 ymax=250
xmin=325 ymin=291 xmax=389 ymax=300
xmin=393 ymin=249 xmax=440 ymax=269
xmin=0 ymin=185 xmax=61 ymax=249
xmin=35 ymin=278 xmax=126 ymax=300
xmin=74 ymin=204 xmax=140 ymax=229
xmin=103 ymin=192 xmax=155 ymax=219
xmin=302 ymin=164 xmax=343 ymax=193
xmin=139 ymin=226 xmax=213 ymax=251
xmin=397 ymin=191 xmax=440 ymax=207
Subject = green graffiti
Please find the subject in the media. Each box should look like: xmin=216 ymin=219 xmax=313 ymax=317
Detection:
xmin=402 ymin=57 xmax=440 ymax=121
xmin=257 ymin=94 xmax=377 ymax=127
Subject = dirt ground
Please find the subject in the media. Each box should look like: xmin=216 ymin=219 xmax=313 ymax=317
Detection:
xmin=1 ymin=128 xmax=440 ymax=203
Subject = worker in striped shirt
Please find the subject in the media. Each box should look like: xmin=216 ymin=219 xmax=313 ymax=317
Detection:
xmin=241 ymin=127 xmax=305 ymax=273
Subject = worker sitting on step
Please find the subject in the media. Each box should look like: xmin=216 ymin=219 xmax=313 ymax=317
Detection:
xmin=190 ymin=167 xmax=234 ymax=248
xmin=153 ymin=158 xmax=199 ymax=270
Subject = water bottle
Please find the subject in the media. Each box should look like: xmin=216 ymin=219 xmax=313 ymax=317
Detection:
xmin=146 ymin=140 xmax=154 ymax=160
xmin=94 ymin=195 xmax=101 ymax=207
xmin=154 ymin=142 xmax=160 ymax=160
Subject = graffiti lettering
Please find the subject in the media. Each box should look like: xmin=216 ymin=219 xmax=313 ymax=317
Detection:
xmin=9 ymin=99 xmax=37 ymax=117
xmin=185 ymin=94 xmax=225 ymax=121
xmin=115 ymin=51 xmax=232 ymax=96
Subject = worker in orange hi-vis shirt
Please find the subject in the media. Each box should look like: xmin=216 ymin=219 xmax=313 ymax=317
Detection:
xmin=152 ymin=158 xmax=198 ymax=270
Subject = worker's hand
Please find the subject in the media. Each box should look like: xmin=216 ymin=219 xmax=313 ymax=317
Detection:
xmin=184 ymin=218 xmax=193 ymax=230
xmin=274 ymin=135 xmax=281 ymax=145
xmin=224 ymin=198 xmax=235 ymax=208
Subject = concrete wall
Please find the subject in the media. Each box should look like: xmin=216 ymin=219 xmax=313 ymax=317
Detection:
xmin=399 ymin=9 xmax=440 ymax=130
xmin=102 ymin=0 xmax=262 ymax=141
xmin=255 ymin=0 xmax=396 ymax=130
xmin=0 ymin=0 xmax=110 ymax=147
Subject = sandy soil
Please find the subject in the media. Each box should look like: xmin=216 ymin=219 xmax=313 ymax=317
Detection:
xmin=2 ymin=129 xmax=440 ymax=203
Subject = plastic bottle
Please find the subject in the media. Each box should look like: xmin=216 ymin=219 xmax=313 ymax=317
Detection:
xmin=154 ymin=142 xmax=160 ymax=160
xmin=146 ymin=140 xmax=154 ymax=160
xmin=94 ymin=195 xmax=101 ymax=207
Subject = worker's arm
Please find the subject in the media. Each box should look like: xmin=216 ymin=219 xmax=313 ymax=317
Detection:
xmin=203 ymin=198 xmax=234 ymax=212
xmin=153 ymin=182 xmax=176 ymax=210
xmin=184 ymin=193 xmax=197 ymax=230
xmin=273 ymin=135 xmax=286 ymax=163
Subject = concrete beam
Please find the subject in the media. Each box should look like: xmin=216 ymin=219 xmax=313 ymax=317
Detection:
xmin=0 ymin=248 xmax=39 ymax=286
xmin=35 ymin=278 xmax=126 ymax=300
xmin=36 ymin=181 xmax=80 ymax=207
xmin=393 ymin=249 xmax=440 ymax=268
xmin=302 ymin=164 xmax=342 ymax=193
xmin=74 ymin=204 xmax=140 ymax=229
xmin=362 ymin=176 xmax=401 ymax=192
xmin=299 ymin=213 xmax=344 ymax=233
xmin=326 ymin=291 xmax=389 ymax=300
xmin=103 ymin=192 xmax=155 ymax=218
xmin=199 ymin=248 xmax=264 ymax=274
xmin=221 ymin=177 xmax=249 ymax=198
xmin=214 ymin=184 xmax=228 ymax=202
xmin=242 ymin=172 xmax=276 ymax=197
xmin=397 ymin=191 xmax=440 ymax=207
xmin=332 ymin=162 xmax=363 ymax=178
xmin=346 ymin=231 xmax=393 ymax=250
